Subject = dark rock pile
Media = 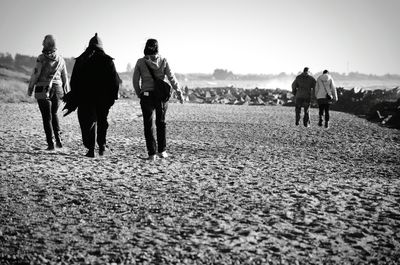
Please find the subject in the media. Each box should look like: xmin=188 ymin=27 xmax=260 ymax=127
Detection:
xmin=332 ymin=87 xmax=400 ymax=129
xmin=183 ymin=87 xmax=292 ymax=106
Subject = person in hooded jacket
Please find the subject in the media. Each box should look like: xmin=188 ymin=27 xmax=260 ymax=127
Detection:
xmin=28 ymin=35 xmax=69 ymax=150
xmin=315 ymin=70 xmax=338 ymax=128
xmin=132 ymin=39 xmax=184 ymax=161
xmin=69 ymin=33 xmax=120 ymax=158
xmin=292 ymin=67 xmax=316 ymax=127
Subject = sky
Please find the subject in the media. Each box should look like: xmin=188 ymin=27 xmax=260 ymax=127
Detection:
xmin=0 ymin=0 xmax=399 ymax=75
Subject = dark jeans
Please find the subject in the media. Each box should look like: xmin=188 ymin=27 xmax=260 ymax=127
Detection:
xmin=78 ymin=104 xmax=110 ymax=151
xmin=140 ymin=94 xmax=168 ymax=156
xmin=37 ymin=89 xmax=61 ymax=147
xmin=295 ymin=97 xmax=311 ymax=125
xmin=317 ymin=99 xmax=330 ymax=122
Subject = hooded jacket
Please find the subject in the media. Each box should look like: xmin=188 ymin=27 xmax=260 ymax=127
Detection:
xmin=28 ymin=52 xmax=69 ymax=97
xmin=132 ymin=54 xmax=181 ymax=97
xmin=69 ymin=47 xmax=120 ymax=107
xmin=315 ymin=73 xmax=338 ymax=101
xmin=291 ymin=72 xmax=316 ymax=99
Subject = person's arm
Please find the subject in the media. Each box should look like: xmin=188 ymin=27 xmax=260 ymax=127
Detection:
xmin=311 ymin=77 xmax=317 ymax=101
xmin=291 ymin=79 xmax=298 ymax=96
xmin=69 ymin=57 xmax=83 ymax=94
xmin=109 ymin=59 xmax=120 ymax=100
xmin=164 ymin=59 xmax=183 ymax=103
xmin=164 ymin=59 xmax=180 ymax=92
xmin=27 ymin=57 xmax=42 ymax=96
xmin=60 ymin=58 xmax=69 ymax=95
xmin=330 ymin=79 xmax=338 ymax=101
xmin=314 ymin=79 xmax=319 ymax=98
xmin=132 ymin=60 xmax=142 ymax=98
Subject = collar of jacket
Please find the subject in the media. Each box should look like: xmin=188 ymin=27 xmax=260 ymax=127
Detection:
xmin=145 ymin=54 xmax=160 ymax=61
xmin=76 ymin=47 xmax=113 ymax=61
xmin=42 ymin=51 xmax=58 ymax=61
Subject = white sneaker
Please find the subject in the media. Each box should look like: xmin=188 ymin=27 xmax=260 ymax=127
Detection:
xmin=158 ymin=151 xmax=169 ymax=158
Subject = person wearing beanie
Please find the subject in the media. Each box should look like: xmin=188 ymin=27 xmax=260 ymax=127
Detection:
xmin=67 ymin=33 xmax=120 ymax=158
xmin=315 ymin=70 xmax=338 ymax=128
xmin=291 ymin=67 xmax=316 ymax=127
xmin=42 ymin=35 xmax=57 ymax=53
xmin=28 ymin=34 xmax=69 ymax=150
xmin=88 ymin=33 xmax=103 ymax=49
xmin=132 ymin=38 xmax=184 ymax=161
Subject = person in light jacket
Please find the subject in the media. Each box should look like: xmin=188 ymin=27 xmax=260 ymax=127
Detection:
xmin=132 ymin=39 xmax=184 ymax=161
xmin=28 ymin=35 xmax=69 ymax=150
xmin=315 ymin=70 xmax=338 ymax=128
xmin=292 ymin=67 xmax=316 ymax=127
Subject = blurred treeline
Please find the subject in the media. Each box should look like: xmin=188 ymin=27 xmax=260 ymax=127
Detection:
xmin=0 ymin=52 xmax=75 ymax=75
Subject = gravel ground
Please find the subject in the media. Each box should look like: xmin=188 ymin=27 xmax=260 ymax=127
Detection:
xmin=0 ymin=101 xmax=399 ymax=264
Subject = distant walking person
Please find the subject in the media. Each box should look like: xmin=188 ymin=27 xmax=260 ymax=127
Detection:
xmin=132 ymin=39 xmax=184 ymax=161
xmin=28 ymin=35 xmax=69 ymax=150
xmin=315 ymin=70 xmax=338 ymax=128
xmin=67 ymin=33 xmax=120 ymax=157
xmin=292 ymin=67 xmax=316 ymax=127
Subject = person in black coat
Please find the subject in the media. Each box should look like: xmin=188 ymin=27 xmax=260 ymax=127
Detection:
xmin=68 ymin=33 xmax=120 ymax=157
xmin=292 ymin=67 xmax=316 ymax=127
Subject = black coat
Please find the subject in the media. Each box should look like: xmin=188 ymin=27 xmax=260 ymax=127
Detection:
xmin=69 ymin=48 xmax=120 ymax=108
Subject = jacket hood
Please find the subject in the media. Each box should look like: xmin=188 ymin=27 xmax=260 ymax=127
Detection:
xmin=144 ymin=54 xmax=162 ymax=68
xmin=42 ymin=51 xmax=58 ymax=61
xmin=145 ymin=54 xmax=160 ymax=61
xmin=319 ymin=73 xmax=331 ymax=82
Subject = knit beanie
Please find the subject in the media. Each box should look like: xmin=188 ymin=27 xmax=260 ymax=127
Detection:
xmin=89 ymin=33 xmax=103 ymax=49
xmin=42 ymin=35 xmax=56 ymax=53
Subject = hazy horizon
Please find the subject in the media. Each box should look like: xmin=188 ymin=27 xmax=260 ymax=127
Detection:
xmin=1 ymin=0 xmax=399 ymax=75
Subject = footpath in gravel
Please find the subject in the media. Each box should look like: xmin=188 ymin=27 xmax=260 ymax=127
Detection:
xmin=0 ymin=101 xmax=399 ymax=264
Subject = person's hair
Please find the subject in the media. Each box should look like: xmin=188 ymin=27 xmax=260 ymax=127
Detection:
xmin=144 ymin=39 xmax=159 ymax=55
xmin=303 ymin=67 xmax=309 ymax=73
xmin=323 ymin=70 xmax=329 ymax=74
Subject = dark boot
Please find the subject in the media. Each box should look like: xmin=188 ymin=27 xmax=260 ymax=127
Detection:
xmin=99 ymin=145 xmax=106 ymax=156
xmin=325 ymin=121 xmax=329 ymax=128
xmin=85 ymin=149 xmax=95 ymax=158
xmin=46 ymin=139 xmax=55 ymax=151
xmin=318 ymin=116 xmax=323 ymax=127
xmin=46 ymin=144 xmax=55 ymax=151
